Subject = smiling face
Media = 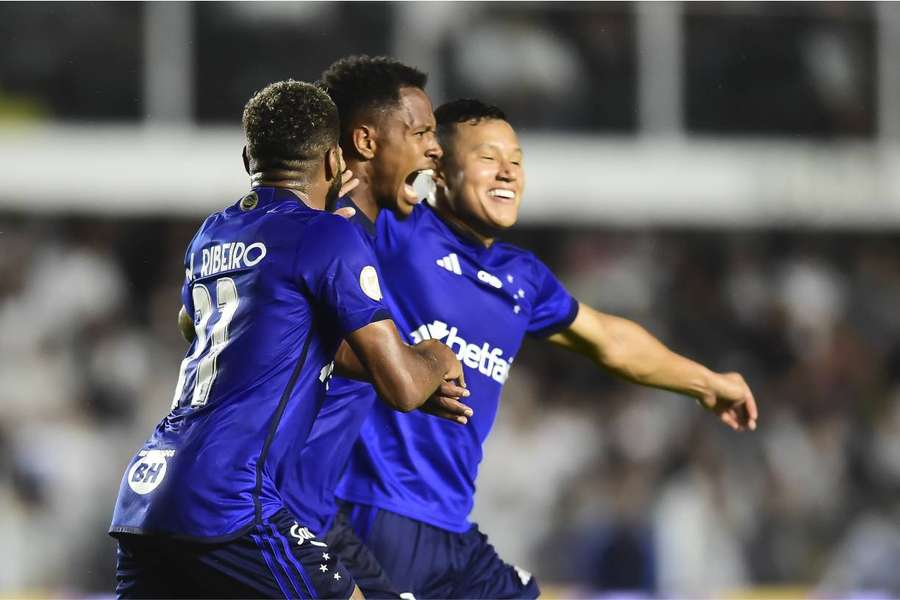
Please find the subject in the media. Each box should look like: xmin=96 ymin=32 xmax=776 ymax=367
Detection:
xmin=438 ymin=118 xmax=524 ymax=234
xmin=370 ymin=86 xmax=442 ymax=216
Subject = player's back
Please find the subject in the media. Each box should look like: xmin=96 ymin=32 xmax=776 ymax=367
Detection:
xmin=111 ymin=187 xmax=386 ymax=541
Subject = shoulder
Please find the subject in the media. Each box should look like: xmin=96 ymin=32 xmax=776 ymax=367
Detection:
xmin=494 ymin=240 xmax=541 ymax=270
xmin=494 ymin=241 xmax=563 ymax=289
xmin=187 ymin=211 xmax=224 ymax=250
xmin=296 ymin=212 xmax=371 ymax=258
xmin=379 ymin=201 xmax=428 ymax=233
xmin=308 ymin=211 xmax=364 ymax=239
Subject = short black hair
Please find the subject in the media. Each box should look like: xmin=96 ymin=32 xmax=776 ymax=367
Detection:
xmin=319 ymin=55 xmax=427 ymax=140
xmin=242 ymin=79 xmax=339 ymax=168
xmin=434 ymin=99 xmax=508 ymax=161
xmin=435 ymin=98 xmax=507 ymax=134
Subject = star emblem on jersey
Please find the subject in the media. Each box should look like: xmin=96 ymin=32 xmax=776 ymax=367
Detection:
xmin=320 ymin=564 xmax=328 ymax=572
xmin=334 ymin=573 xmax=341 ymax=581
xmin=322 ymin=552 xmax=330 ymax=561
xmin=507 ymin=274 xmax=514 ymax=283
xmin=436 ymin=253 xmax=462 ymax=275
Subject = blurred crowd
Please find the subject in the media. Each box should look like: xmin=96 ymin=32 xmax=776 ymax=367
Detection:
xmin=1 ymin=215 xmax=898 ymax=598
xmin=0 ymin=2 xmax=876 ymax=137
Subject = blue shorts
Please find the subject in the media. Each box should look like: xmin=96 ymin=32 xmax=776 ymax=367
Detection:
xmin=344 ymin=503 xmax=540 ymax=599
xmin=324 ymin=508 xmax=401 ymax=599
xmin=114 ymin=508 xmax=356 ymax=599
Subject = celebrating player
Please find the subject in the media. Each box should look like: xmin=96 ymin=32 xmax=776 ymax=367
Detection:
xmin=108 ymin=80 xmax=465 ymax=599
xmin=287 ymin=55 xmax=472 ymax=598
xmin=334 ymin=99 xmax=759 ymax=599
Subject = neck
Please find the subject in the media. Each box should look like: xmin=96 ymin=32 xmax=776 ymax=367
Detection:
xmin=250 ymin=171 xmax=320 ymax=210
xmin=434 ymin=197 xmax=496 ymax=248
xmin=345 ymin=159 xmax=380 ymax=222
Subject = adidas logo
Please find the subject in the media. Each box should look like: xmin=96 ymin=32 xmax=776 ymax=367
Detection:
xmin=436 ymin=253 xmax=462 ymax=275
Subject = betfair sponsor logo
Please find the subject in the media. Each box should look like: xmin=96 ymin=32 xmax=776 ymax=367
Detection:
xmin=410 ymin=320 xmax=512 ymax=384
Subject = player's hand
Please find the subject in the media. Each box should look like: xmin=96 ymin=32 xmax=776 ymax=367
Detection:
xmin=339 ymin=168 xmax=359 ymax=198
xmin=333 ymin=170 xmax=360 ymax=220
xmin=696 ymin=371 xmax=758 ymax=432
xmin=420 ymin=380 xmax=473 ymax=424
xmin=414 ymin=341 xmax=470 ymax=424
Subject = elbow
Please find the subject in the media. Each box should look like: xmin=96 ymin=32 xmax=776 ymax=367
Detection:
xmin=387 ymin=394 xmax=421 ymax=414
xmin=394 ymin=398 xmax=420 ymax=413
xmin=381 ymin=375 xmax=426 ymax=413
xmin=394 ymin=382 xmax=425 ymax=412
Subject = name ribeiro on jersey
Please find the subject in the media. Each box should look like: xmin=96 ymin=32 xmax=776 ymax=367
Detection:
xmin=409 ymin=320 xmax=511 ymax=384
xmin=196 ymin=241 xmax=268 ymax=279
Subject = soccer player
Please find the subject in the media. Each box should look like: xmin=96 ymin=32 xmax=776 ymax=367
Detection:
xmin=108 ymin=80 xmax=465 ymax=599
xmin=334 ymin=99 xmax=759 ymax=599
xmin=289 ymin=55 xmax=472 ymax=598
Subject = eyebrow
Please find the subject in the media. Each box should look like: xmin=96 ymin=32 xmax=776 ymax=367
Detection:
xmin=404 ymin=118 xmax=435 ymax=132
xmin=472 ymin=143 xmax=523 ymax=155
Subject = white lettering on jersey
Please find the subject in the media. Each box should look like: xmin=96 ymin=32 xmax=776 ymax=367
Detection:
xmin=477 ymin=270 xmax=503 ymax=289
xmin=319 ymin=361 xmax=335 ymax=390
xmin=127 ymin=449 xmax=173 ymax=495
xmin=409 ymin=320 xmax=512 ymax=384
xmin=200 ymin=242 xmax=267 ymax=278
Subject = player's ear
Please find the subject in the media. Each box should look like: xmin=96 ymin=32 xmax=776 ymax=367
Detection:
xmin=352 ymin=124 xmax=376 ymax=161
xmin=242 ymin=146 xmax=251 ymax=175
xmin=325 ymin=146 xmax=341 ymax=182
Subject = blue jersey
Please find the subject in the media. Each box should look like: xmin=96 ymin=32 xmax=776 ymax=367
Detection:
xmin=110 ymin=187 xmax=390 ymax=541
xmin=337 ymin=203 xmax=578 ymax=532
xmin=289 ymin=195 xmax=380 ymax=534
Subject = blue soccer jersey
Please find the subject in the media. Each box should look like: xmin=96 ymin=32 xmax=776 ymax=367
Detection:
xmin=109 ymin=187 xmax=390 ymax=541
xmin=336 ymin=203 xmax=578 ymax=532
xmin=287 ymin=195 xmax=381 ymax=534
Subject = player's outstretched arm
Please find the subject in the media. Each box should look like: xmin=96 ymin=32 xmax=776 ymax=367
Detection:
xmin=342 ymin=319 xmax=472 ymax=421
xmin=547 ymin=303 xmax=758 ymax=431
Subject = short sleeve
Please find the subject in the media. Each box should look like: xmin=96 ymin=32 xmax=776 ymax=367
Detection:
xmin=297 ymin=215 xmax=392 ymax=338
xmin=526 ymin=256 xmax=579 ymax=338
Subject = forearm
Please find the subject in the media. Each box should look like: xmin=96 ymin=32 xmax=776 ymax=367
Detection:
xmin=550 ymin=304 xmax=714 ymax=400
xmin=178 ymin=306 xmax=195 ymax=343
xmin=367 ymin=340 xmax=454 ymax=411
xmin=334 ymin=341 xmax=371 ymax=382
xmin=345 ymin=320 xmax=458 ymax=412
xmin=599 ymin=317 xmax=713 ymax=398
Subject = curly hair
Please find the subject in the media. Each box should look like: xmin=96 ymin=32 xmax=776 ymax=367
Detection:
xmin=242 ymin=79 xmax=339 ymax=168
xmin=319 ymin=55 xmax=427 ymax=139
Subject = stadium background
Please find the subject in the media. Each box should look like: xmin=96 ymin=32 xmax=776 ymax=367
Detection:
xmin=2 ymin=2 xmax=900 ymax=597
